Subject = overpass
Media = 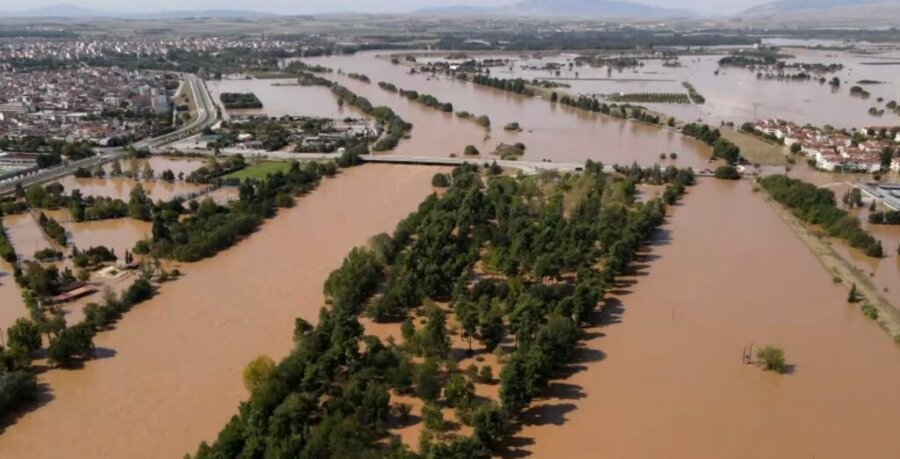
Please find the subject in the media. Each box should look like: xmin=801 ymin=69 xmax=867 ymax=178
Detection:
xmin=856 ymin=182 xmax=900 ymax=211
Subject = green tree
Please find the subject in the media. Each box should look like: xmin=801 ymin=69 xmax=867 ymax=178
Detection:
xmin=242 ymin=355 xmax=276 ymax=393
xmin=848 ymin=283 xmax=860 ymax=303
xmin=47 ymin=323 xmax=95 ymax=367
xmin=421 ymin=305 xmax=451 ymax=358
xmin=431 ymin=173 xmax=450 ymax=188
xmin=416 ymin=359 xmax=441 ymax=402
xmin=444 ymin=373 xmax=475 ymax=408
xmin=479 ymin=306 xmax=506 ymax=352
xmin=421 ymin=403 xmax=445 ymax=432
xmin=128 ymin=183 xmax=153 ymax=221
xmin=7 ymin=318 xmax=42 ymax=353
xmin=472 ymin=402 xmax=509 ymax=449
xmin=455 ymin=300 xmax=479 ymax=352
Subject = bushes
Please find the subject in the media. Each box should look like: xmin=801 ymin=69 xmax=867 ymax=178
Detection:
xmin=682 ymin=123 xmax=744 ymax=164
xmin=431 ymin=173 xmax=450 ymax=188
xmin=760 ymin=175 xmax=882 ymax=258
xmin=714 ymin=165 xmax=741 ymax=180
xmin=712 ymin=138 xmax=742 ymax=164
xmin=756 ymin=345 xmax=787 ymax=374
xmin=219 ymin=92 xmax=262 ymax=109
xmin=861 ymin=302 xmax=879 ymax=320
xmin=868 ymin=210 xmax=900 ymax=225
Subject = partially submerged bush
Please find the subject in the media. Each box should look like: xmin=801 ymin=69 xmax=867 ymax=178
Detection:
xmin=756 ymin=345 xmax=787 ymax=374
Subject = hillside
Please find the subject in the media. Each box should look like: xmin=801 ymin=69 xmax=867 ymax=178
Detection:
xmin=417 ymin=0 xmax=695 ymax=18
xmin=741 ymin=0 xmax=896 ymax=15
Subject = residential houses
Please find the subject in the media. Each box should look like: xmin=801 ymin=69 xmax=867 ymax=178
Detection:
xmin=754 ymin=118 xmax=893 ymax=173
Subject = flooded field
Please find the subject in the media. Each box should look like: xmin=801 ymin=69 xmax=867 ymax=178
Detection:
xmin=55 ymin=156 xmax=207 ymax=201
xmin=0 ymin=164 xmax=440 ymax=459
xmin=2 ymin=212 xmax=53 ymax=261
xmin=516 ymin=180 xmax=900 ymax=458
xmin=420 ymin=46 xmax=900 ymax=129
xmin=207 ymin=77 xmax=359 ymax=119
xmin=51 ymin=209 xmax=151 ymax=261
xmin=299 ymin=52 xmax=712 ymax=168
xmin=0 ymin=259 xmax=24 ymax=336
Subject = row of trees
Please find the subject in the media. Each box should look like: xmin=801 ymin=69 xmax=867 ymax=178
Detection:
xmin=330 ymin=84 xmax=413 ymax=152
xmin=471 ymin=75 xmax=535 ymax=97
xmin=190 ymin=161 xmax=694 ymax=458
xmin=37 ymin=213 xmax=67 ymax=246
xmin=140 ymin=159 xmax=356 ymax=262
xmin=0 ymin=222 xmax=15 ymax=262
xmin=395 ymin=88 xmax=454 ymax=113
xmin=608 ymin=92 xmax=691 ymax=104
xmin=681 ymin=123 xmax=743 ymax=164
xmin=869 ymin=210 xmax=900 ymax=225
xmin=760 ymin=175 xmax=884 ymax=257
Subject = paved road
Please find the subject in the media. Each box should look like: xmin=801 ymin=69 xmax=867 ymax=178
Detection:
xmin=0 ymin=74 xmax=219 ymax=196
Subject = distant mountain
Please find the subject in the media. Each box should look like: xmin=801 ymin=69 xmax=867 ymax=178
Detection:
xmin=416 ymin=0 xmax=694 ymax=18
xmin=505 ymin=0 xmax=695 ymax=17
xmin=138 ymin=10 xmax=279 ymax=19
xmin=0 ymin=4 xmax=278 ymax=19
xmin=741 ymin=0 xmax=894 ymax=16
xmin=414 ymin=5 xmax=496 ymax=15
xmin=7 ymin=4 xmax=101 ymax=17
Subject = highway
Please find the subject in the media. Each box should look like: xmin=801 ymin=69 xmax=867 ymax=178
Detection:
xmin=0 ymin=73 xmax=219 ymax=196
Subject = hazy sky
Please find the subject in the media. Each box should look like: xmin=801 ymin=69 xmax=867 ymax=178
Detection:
xmin=0 ymin=0 xmax=770 ymax=16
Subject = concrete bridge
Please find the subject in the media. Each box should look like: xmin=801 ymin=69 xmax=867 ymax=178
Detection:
xmin=357 ymin=154 xmax=595 ymax=173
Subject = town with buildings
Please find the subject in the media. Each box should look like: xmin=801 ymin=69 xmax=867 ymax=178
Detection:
xmin=754 ymin=118 xmax=900 ymax=172
xmin=0 ymin=67 xmax=180 ymax=145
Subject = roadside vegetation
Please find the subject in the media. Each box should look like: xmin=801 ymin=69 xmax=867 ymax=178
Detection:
xmin=759 ymin=175 xmax=883 ymax=258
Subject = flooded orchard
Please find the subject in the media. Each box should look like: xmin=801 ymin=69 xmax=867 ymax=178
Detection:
xmin=516 ymin=180 xmax=900 ymax=458
xmin=302 ymin=52 xmax=712 ymax=168
xmin=451 ymin=46 xmax=900 ymax=128
xmin=0 ymin=164 xmax=440 ymax=459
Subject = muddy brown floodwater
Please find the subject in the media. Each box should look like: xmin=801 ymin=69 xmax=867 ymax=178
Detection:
xmin=55 ymin=157 xmax=207 ymax=201
xmin=0 ymin=164 xmax=441 ymax=459
xmin=207 ymin=77 xmax=361 ymax=119
xmin=515 ymin=179 xmax=900 ymax=459
xmin=301 ymin=52 xmax=712 ymax=168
